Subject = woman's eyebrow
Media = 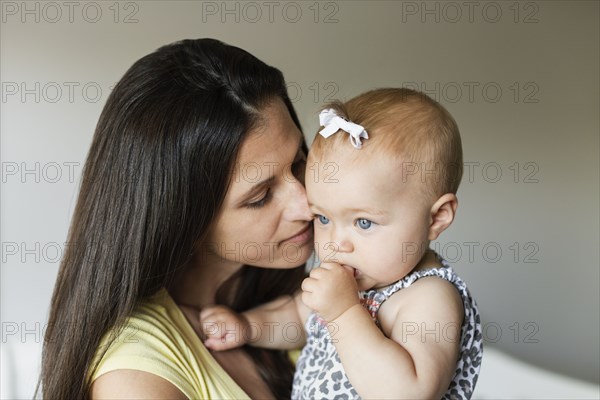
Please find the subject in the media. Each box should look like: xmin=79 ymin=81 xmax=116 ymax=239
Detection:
xmin=236 ymin=175 xmax=275 ymax=206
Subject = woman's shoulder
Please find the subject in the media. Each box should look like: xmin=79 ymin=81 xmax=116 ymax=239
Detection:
xmin=96 ymin=289 xmax=187 ymax=354
xmin=89 ymin=289 xmax=195 ymax=393
xmin=89 ymin=288 xmax=249 ymax=399
xmin=90 ymin=369 xmax=187 ymax=399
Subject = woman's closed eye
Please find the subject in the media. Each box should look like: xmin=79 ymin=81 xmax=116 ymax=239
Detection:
xmin=291 ymin=153 xmax=307 ymax=182
xmin=246 ymin=188 xmax=272 ymax=209
xmin=293 ymin=158 xmax=306 ymax=173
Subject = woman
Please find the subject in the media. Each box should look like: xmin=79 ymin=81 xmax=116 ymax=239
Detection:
xmin=40 ymin=38 xmax=314 ymax=399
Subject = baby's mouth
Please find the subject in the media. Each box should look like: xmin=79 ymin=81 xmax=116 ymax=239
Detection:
xmin=342 ymin=264 xmax=359 ymax=278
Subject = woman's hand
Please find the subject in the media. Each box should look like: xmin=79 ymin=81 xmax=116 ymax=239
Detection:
xmin=301 ymin=262 xmax=360 ymax=322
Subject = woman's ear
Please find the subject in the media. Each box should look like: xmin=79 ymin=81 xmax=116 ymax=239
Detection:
xmin=428 ymin=193 xmax=458 ymax=241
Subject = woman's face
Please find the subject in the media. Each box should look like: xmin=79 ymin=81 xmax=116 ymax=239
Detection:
xmin=203 ymin=99 xmax=313 ymax=270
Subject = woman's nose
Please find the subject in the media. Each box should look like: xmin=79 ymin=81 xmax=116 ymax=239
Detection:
xmin=282 ymin=179 xmax=312 ymax=222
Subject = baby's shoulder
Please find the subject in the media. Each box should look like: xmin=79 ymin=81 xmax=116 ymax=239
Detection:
xmin=381 ymin=275 xmax=460 ymax=309
xmin=378 ymin=276 xmax=463 ymax=335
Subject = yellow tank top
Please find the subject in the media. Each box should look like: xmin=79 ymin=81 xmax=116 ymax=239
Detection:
xmin=90 ymin=288 xmax=250 ymax=399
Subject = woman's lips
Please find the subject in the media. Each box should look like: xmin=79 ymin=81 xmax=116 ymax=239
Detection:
xmin=280 ymin=224 xmax=313 ymax=245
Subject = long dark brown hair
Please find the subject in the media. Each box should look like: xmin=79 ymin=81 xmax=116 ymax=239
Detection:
xmin=40 ymin=38 xmax=306 ymax=399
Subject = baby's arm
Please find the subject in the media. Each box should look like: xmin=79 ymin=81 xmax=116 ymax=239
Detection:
xmin=302 ymin=262 xmax=463 ymax=399
xmin=200 ymin=293 xmax=311 ymax=350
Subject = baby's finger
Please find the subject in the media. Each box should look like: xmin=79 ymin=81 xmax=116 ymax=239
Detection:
xmin=301 ymin=276 xmax=317 ymax=293
xmin=319 ymin=261 xmax=348 ymax=271
xmin=316 ymin=261 xmax=333 ymax=271
xmin=309 ymin=266 xmax=331 ymax=280
xmin=339 ymin=264 xmax=355 ymax=276
xmin=300 ymin=289 xmax=316 ymax=311
xmin=204 ymin=335 xmax=239 ymax=351
xmin=200 ymin=319 xmax=225 ymax=339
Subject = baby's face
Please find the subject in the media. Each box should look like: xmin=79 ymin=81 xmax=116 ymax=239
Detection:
xmin=306 ymin=148 xmax=432 ymax=291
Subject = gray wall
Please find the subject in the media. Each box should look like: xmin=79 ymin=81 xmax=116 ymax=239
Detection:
xmin=2 ymin=0 xmax=598 ymax=385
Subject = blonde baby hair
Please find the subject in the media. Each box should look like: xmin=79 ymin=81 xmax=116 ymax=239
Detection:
xmin=311 ymin=88 xmax=463 ymax=199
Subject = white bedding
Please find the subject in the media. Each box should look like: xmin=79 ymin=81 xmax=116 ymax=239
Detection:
xmin=1 ymin=341 xmax=599 ymax=399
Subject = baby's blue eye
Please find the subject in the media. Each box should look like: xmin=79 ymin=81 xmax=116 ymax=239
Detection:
xmin=356 ymin=218 xmax=373 ymax=230
xmin=316 ymin=215 xmax=330 ymax=225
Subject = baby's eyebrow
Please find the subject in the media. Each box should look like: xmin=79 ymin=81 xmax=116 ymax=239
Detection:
xmin=308 ymin=203 xmax=388 ymax=217
xmin=346 ymin=207 xmax=388 ymax=216
xmin=307 ymin=202 xmax=320 ymax=212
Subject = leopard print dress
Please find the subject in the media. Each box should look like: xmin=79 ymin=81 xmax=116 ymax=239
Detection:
xmin=292 ymin=258 xmax=483 ymax=399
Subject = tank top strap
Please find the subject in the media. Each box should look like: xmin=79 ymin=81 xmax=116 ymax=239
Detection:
xmin=359 ymin=259 xmax=456 ymax=321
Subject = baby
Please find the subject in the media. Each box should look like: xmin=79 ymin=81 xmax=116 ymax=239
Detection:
xmin=198 ymin=88 xmax=482 ymax=399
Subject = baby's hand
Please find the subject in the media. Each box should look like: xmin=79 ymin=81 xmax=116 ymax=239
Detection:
xmin=199 ymin=305 xmax=249 ymax=351
xmin=301 ymin=262 xmax=360 ymax=322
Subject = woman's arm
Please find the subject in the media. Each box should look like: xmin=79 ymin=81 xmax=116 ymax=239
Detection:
xmin=91 ymin=370 xmax=188 ymax=399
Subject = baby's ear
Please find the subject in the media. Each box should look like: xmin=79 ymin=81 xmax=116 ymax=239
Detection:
xmin=428 ymin=194 xmax=458 ymax=241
